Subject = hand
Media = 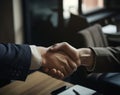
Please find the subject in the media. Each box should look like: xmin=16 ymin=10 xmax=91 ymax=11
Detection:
xmin=50 ymin=42 xmax=94 ymax=70
xmin=37 ymin=46 xmax=78 ymax=79
xmin=43 ymin=42 xmax=81 ymax=79
xmin=50 ymin=42 xmax=81 ymax=67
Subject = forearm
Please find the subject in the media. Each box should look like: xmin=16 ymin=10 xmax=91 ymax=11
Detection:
xmin=78 ymin=47 xmax=120 ymax=72
xmin=0 ymin=43 xmax=50 ymax=80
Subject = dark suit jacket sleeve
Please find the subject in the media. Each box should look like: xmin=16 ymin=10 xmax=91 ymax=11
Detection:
xmin=0 ymin=43 xmax=31 ymax=80
xmin=91 ymin=47 xmax=120 ymax=72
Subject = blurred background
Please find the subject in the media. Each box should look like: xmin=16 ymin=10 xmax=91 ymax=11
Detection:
xmin=0 ymin=0 xmax=120 ymax=47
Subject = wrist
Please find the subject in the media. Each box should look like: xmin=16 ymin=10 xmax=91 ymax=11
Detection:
xmin=36 ymin=46 xmax=48 ymax=67
xmin=30 ymin=45 xmax=42 ymax=70
xmin=78 ymin=48 xmax=94 ymax=67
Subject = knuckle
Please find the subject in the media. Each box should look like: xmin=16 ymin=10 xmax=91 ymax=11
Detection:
xmin=63 ymin=42 xmax=68 ymax=47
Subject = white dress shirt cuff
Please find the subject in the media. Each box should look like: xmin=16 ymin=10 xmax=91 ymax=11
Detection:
xmin=30 ymin=45 xmax=42 ymax=70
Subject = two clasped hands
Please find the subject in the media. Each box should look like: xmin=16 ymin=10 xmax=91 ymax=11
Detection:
xmin=37 ymin=42 xmax=94 ymax=79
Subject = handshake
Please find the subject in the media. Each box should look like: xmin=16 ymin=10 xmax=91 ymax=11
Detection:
xmin=37 ymin=42 xmax=94 ymax=79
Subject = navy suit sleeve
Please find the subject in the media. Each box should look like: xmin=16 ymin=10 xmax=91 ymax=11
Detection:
xmin=0 ymin=43 xmax=31 ymax=80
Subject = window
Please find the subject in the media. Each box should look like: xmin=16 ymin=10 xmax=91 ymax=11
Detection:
xmin=82 ymin=0 xmax=104 ymax=14
xmin=63 ymin=0 xmax=79 ymax=19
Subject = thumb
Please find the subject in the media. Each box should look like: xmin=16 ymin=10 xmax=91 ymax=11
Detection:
xmin=49 ymin=43 xmax=61 ymax=51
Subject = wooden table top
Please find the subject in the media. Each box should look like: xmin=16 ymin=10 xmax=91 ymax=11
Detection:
xmin=0 ymin=71 xmax=72 ymax=95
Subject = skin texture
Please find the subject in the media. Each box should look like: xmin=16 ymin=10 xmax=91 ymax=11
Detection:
xmin=36 ymin=42 xmax=94 ymax=79
xmin=50 ymin=42 xmax=94 ymax=79
xmin=37 ymin=44 xmax=79 ymax=79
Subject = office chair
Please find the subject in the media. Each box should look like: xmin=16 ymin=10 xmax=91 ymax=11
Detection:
xmin=77 ymin=24 xmax=108 ymax=47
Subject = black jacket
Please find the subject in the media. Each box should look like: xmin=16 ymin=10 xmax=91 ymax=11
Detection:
xmin=92 ymin=47 xmax=120 ymax=72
